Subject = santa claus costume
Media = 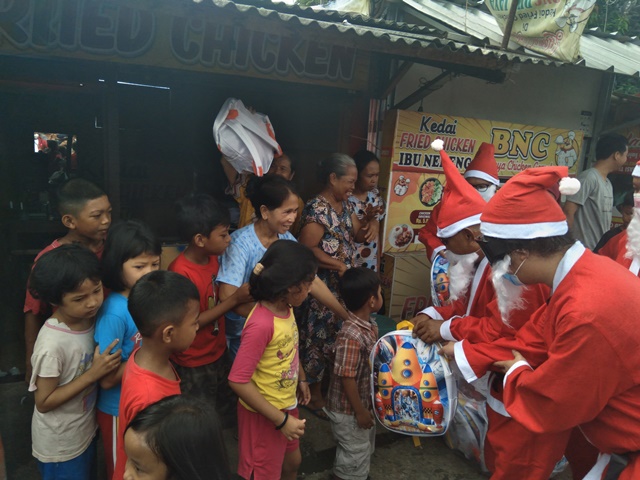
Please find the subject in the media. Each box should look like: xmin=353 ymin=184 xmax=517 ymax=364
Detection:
xmin=478 ymin=166 xmax=640 ymax=480
xmin=418 ymin=142 xmax=500 ymax=262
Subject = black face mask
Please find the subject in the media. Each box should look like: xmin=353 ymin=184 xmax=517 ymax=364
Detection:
xmin=477 ymin=238 xmax=511 ymax=266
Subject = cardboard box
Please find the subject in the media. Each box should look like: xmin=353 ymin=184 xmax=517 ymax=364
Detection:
xmin=161 ymin=243 xmax=187 ymax=269
xmin=380 ymin=252 xmax=431 ymax=322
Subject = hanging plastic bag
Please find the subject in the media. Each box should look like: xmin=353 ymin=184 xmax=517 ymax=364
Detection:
xmin=213 ymin=98 xmax=282 ymax=176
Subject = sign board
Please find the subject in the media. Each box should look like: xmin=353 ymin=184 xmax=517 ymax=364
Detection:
xmin=379 ymin=110 xmax=585 ymax=253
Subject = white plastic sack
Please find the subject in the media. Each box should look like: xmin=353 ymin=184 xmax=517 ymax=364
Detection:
xmin=213 ymin=98 xmax=282 ymax=176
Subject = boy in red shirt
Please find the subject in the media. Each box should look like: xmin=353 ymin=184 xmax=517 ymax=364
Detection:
xmin=169 ymin=194 xmax=251 ymax=427
xmin=112 ymin=270 xmax=200 ymax=480
xmin=24 ymin=178 xmax=112 ymax=381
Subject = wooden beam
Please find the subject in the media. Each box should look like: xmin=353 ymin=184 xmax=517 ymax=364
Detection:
xmin=392 ymin=70 xmax=452 ymax=110
xmin=379 ymin=61 xmax=414 ymax=99
xmin=501 ymin=0 xmax=520 ymax=50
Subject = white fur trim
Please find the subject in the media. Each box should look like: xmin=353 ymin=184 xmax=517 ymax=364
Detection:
xmin=464 ymin=170 xmax=500 ymax=186
xmin=453 ymin=341 xmax=477 ymax=382
xmin=559 ymin=177 xmax=580 ymax=195
xmin=503 ymin=360 xmax=531 ymax=387
xmin=440 ymin=320 xmax=456 ymax=341
xmin=633 ymin=164 xmax=640 ymax=177
xmin=431 ymin=139 xmax=444 ymax=152
xmin=437 ymin=213 xmax=482 ymax=238
xmin=420 ymin=307 xmax=444 ymax=321
xmin=481 ymin=220 xmax=568 ymax=239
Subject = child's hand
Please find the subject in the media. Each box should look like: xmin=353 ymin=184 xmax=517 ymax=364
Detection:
xmin=233 ymin=283 xmax=253 ymax=305
xmin=297 ymin=381 xmax=311 ymax=405
xmin=493 ymin=350 xmax=526 ymax=374
xmin=355 ymin=409 xmax=375 ymax=429
xmin=88 ymin=339 xmax=122 ymax=381
xmin=438 ymin=342 xmax=455 ymax=361
xmin=280 ymin=414 xmax=306 ymax=441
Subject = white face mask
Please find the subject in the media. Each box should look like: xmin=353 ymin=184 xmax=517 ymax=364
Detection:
xmin=475 ymin=184 xmax=497 ymax=202
xmin=491 ymin=255 xmax=528 ymax=325
xmin=445 ymin=250 xmax=479 ymax=301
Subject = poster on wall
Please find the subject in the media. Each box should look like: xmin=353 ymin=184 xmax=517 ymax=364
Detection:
xmin=486 ymin=0 xmax=596 ymax=62
xmin=379 ymin=110 xmax=585 ymax=254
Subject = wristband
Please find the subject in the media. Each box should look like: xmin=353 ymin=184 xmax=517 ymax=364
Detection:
xmin=299 ymin=380 xmax=309 ymax=384
xmin=275 ymin=411 xmax=289 ymax=430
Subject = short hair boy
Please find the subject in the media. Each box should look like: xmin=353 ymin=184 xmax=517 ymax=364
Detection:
xmin=28 ymin=245 xmax=121 ymax=478
xmin=24 ymin=178 xmax=112 ymax=381
xmin=112 ymin=270 xmax=200 ymax=480
xmin=324 ymin=267 xmax=382 ymax=480
xmin=168 ymin=193 xmax=251 ymax=427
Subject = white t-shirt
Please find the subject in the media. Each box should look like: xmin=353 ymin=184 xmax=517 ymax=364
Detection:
xmin=29 ymin=318 xmax=98 ymax=463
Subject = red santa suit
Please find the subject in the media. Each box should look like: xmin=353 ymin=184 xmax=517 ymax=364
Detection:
xmin=418 ymin=202 xmax=444 ymax=263
xmin=598 ymin=229 xmax=640 ymax=276
xmin=501 ymin=244 xmax=640 ymax=480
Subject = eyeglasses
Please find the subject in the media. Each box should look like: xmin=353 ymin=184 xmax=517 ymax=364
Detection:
xmin=473 ymin=184 xmax=493 ymax=192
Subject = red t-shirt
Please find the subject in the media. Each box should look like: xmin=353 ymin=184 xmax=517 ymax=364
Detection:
xmin=113 ymin=348 xmax=181 ymax=480
xmin=168 ymin=252 xmax=226 ymax=367
xmin=24 ymin=240 xmax=105 ymax=315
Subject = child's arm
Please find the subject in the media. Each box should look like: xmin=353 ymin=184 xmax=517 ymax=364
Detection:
xmin=297 ymin=365 xmax=311 ymax=406
xmin=229 ymin=381 xmax=306 ymax=441
xmin=196 ymin=283 xmax=253 ymax=327
xmin=309 ymin=277 xmax=349 ymax=320
xmin=99 ymin=362 xmax=126 ymax=390
xmin=341 ymin=376 xmax=375 ymax=429
xmin=34 ymin=340 xmax=121 ymax=413
xmin=219 ymin=283 xmax=255 ymax=318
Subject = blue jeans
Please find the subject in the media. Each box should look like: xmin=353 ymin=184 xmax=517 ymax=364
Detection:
xmin=36 ymin=436 xmax=97 ymax=480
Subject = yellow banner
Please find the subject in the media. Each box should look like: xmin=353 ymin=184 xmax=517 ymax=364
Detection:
xmin=486 ymin=0 xmax=596 ymax=62
xmin=379 ymin=110 xmax=584 ymax=253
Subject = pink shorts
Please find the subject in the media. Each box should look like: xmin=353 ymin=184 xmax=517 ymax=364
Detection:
xmin=237 ymin=403 xmax=299 ymax=480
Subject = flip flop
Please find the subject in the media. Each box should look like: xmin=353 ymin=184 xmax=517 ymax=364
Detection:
xmin=301 ymin=405 xmax=330 ymax=421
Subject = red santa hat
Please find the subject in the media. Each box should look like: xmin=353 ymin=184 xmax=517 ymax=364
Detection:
xmin=480 ymin=166 xmax=581 ymax=239
xmin=632 ymin=161 xmax=640 ymax=178
xmin=431 ymin=140 xmax=486 ymax=238
xmin=464 ymin=142 xmax=500 ymax=186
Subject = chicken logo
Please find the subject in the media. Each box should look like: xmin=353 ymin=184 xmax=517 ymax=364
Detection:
xmin=394 ymin=175 xmax=411 ymax=196
xmin=555 ymin=131 xmax=579 ymax=168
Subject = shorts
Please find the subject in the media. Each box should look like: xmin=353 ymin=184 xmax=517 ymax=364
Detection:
xmin=96 ymin=410 xmax=118 ymax=480
xmin=172 ymin=351 xmax=237 ymax=428
xmin=324 ymin=408 xmax=375 ymax=480
xmin=237 ymin=403 xmax=299 ymax=480
xmin=36 ymin=436 xmax=97 ymax=480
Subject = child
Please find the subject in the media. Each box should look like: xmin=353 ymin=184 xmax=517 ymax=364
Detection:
xmin=324 ymin=267 xmax=382 ymax=480
xmin=229 ymin=240 xmax=315 ymax=480
xmin=112 ymin=270 xmax=200 ymax=480
xmin=94 ymin=220 xmax=162 ymax=479
xmin=169 ymin=194 xmax=251 ymax=425
xmin=28 ymin=244 xmax=122 ymax=479
xmin=123 ymin=395 xmax=230 ymax=480
xmin=24 ymin=178 xmax=112 ymax=381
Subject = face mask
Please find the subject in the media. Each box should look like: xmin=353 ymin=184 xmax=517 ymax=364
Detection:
xmin=476 ymin=184 xmax=497 ymax=202
xmin=503 ymin=257 xmax=526 ymax=286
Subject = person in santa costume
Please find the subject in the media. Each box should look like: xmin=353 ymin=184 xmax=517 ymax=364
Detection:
xmin=418 ymin=142 xmax=500 ymax=263
xmin=411 ymin=140 xmax=547 ymax=345
xmin=473 ymin=166 xmax=640 ymax=480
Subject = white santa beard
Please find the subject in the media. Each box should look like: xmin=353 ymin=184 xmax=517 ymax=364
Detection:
xmin=445 ymin=251 xmax=479 ymax=301
xmin=491 ymin=255 xmax=528 ymax=325
xmin=626 ymin=209 xmax=640 ymax=260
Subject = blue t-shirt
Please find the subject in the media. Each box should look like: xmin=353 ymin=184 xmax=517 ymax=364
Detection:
xmin=94 ymin=292 xmax=142 ymax=416
xmin=217 ymin=224 xmax=296 ymax=331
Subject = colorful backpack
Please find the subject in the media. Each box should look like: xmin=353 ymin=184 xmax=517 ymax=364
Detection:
xmin=370 ymin=323 xmax=456 ymax=436
xmin=430 ymin=251 xmax=451 ymax=307
xmin=212 ymin=98 xmax=282 ymax=177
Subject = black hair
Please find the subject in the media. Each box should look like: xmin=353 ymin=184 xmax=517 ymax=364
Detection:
xmin=249 ymin=240 xmax=317 ymax=302
xmin=595 ymin=133 xmax=628 ymax=160
xmin=128 ymin=270 xmax=199 ymax=337
xmin=125 ymin=395 xmax=230 ymax=480
xmin=101 ymin=220 xmax=162 ymax=292
xmin=618 ymin=191 xmax=634 ymax=209
xmin=245 ymin=175 xmax=298 ymax=218
xmin=56 ymin=178 xmax=107 ymax=216
xmin=28 ymin=244 xmax=102 ymax=305
xmin=339 ymin=267 xmax=381 ymax=312
xmin=480 ymin=232 xmax=575 ymax=264
xmin=175 ymin=194 xmax=230 ymax=242
xmin=274 ymin=154 xmax=296 ymax=173
xmin=318 ymin=153 xmax=356 ymax=185
xmin=352 ymin=150 xmax=379 ymax=175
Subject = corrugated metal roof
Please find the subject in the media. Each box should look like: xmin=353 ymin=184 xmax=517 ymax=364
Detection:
xmin=401 ymin=0 xmax=640 ymax=76
xmin=203 ymin=0 xmax=566 ymax=68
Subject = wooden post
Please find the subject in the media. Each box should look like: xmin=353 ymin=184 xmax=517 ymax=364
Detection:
xmin=501 ymin=0 xmax=519 ymax=50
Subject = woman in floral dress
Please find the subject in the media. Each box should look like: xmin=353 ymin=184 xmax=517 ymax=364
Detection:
xmin=349 ymin=150 xmax=386 ymax=271
xmin=298 ymin=153 xmax=371 ymax=414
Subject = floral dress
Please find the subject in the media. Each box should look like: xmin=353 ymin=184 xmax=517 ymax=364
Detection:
xmin=348 ymin=187 xmax=386 ymax=271
xmin=299 ymin=195 xmax=357 ymax=383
